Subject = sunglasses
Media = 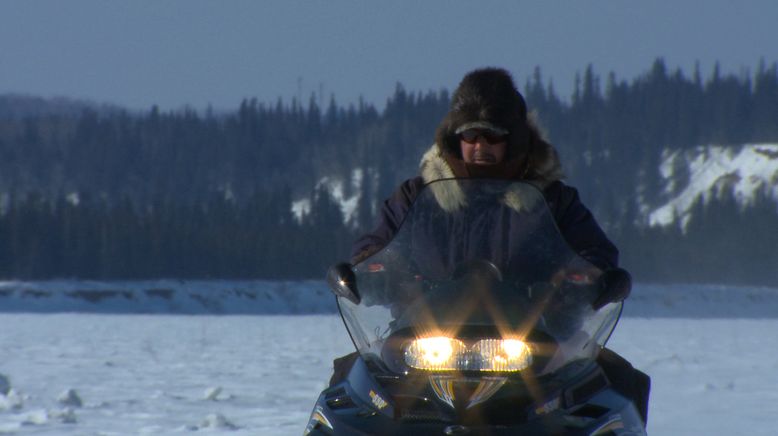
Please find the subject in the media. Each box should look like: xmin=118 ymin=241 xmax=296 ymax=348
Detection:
xmin=458 ymin=129 xmax=507 ymax=145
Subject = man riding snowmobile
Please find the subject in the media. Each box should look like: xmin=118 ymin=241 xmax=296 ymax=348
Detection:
xmin=308 ymin=68 xmax=649 ymax=435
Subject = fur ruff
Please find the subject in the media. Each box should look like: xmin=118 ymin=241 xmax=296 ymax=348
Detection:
xmin=418 ymin=143 xmax=552 ymax=213
xmin=419 ymin=145 xmax=467 ymax=212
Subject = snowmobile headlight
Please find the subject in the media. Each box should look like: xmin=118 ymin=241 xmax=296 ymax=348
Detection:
xmin=404 ymin=337 xmax=532 ymax=372
xmin=404 ymin=337 xmax=467 ymax=371
xmin=472 ymin=339 xmax=532 ymax=371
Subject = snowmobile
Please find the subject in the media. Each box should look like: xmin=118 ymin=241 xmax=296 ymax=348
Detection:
xmin=305 ymin=179 xmax=647 ymax=435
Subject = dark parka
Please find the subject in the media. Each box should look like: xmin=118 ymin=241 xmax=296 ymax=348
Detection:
xmin=350 ymin=132 xmax=618 ymax=272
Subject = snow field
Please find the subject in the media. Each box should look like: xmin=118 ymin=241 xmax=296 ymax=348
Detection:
xmin=0 ymin=314 xmax=353 ymax=435
xmin=609 ymin=318 xmax=778 ymax=435
xmin=1 ymin=314 xmax=777 ymax=435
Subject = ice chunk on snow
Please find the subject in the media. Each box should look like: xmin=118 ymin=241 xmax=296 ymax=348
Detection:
xmin=203 ymin=386 xmax=222 ymax=401
xmin=21 ymin=409 xmax=49 ymax=425
xmin=200 ymin=413 xmax=238 ymax=430
xmin=57 ymin=388 xmax=83 ymax=408
xmin=0 ymin=389 xmax=24 ymax=411
xmin=50 ymin=407 xmax=78 ymax=424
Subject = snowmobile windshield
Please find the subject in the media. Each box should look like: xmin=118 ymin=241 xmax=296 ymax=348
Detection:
xmin=338 ymin=179 xmax=621 ymax=376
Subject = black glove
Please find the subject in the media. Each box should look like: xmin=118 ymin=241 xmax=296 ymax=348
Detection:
xmin=592 ymin=268 xmax=632 ymax=310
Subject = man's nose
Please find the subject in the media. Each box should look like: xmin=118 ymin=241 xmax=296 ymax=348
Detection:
xmin=474 ymin=136 xmax=490 ymax=147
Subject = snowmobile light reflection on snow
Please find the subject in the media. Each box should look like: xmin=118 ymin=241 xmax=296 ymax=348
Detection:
xmin=306 ymin=179 xmax=646 ymax=435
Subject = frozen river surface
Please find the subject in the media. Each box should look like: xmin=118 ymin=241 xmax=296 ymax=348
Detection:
xmin=1 ymin=314 xmax=777 ymax=435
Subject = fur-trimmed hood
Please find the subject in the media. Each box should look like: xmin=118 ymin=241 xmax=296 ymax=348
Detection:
xmin=429 ymin=67 xmax=564 ymax=186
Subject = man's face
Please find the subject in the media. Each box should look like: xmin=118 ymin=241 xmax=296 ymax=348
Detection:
xmin=459 ymin=129 xmax=507 ymax=165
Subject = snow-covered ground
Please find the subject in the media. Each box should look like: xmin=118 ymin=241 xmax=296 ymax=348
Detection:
xmin=0 ymin=314 xmax=351 ymax=435
xmin=1 ymin=282 xmax=777 ymax=435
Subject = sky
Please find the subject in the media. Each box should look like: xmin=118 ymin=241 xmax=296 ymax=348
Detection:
xmin=1 ymin=0 xmax=776 ymax=111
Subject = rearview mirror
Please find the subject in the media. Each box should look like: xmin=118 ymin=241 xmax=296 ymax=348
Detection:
xmin=326 ymin=262 xmax=360 ymax=305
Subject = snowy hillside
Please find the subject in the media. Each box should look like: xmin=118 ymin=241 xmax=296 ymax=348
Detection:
xmin=291 ymin=168 xmax=367 ymax=224
xmin=649 ymin=143 xmax=778 ymax=228
xmin=289 ymin=144 xmax=778 ymax=233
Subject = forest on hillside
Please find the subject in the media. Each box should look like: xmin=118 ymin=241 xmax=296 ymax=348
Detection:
xmin=0 ymin=58 xmax=776 ymax=284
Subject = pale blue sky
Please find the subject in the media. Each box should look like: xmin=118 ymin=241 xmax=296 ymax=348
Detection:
xmin=1 ymin=0 xmax=776 ymax=110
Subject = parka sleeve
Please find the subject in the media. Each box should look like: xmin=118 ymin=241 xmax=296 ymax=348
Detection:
xmin=350 ymin=177 xmax=424 ymax=265
xmin=544 ymin=181 xmax=619 ymax=270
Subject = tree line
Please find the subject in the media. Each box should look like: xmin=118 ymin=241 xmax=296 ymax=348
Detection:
xmin=0 ymin=188 xmax=354 ymax=279
xmin=0 ymin=58 xmax=776 ymax=283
